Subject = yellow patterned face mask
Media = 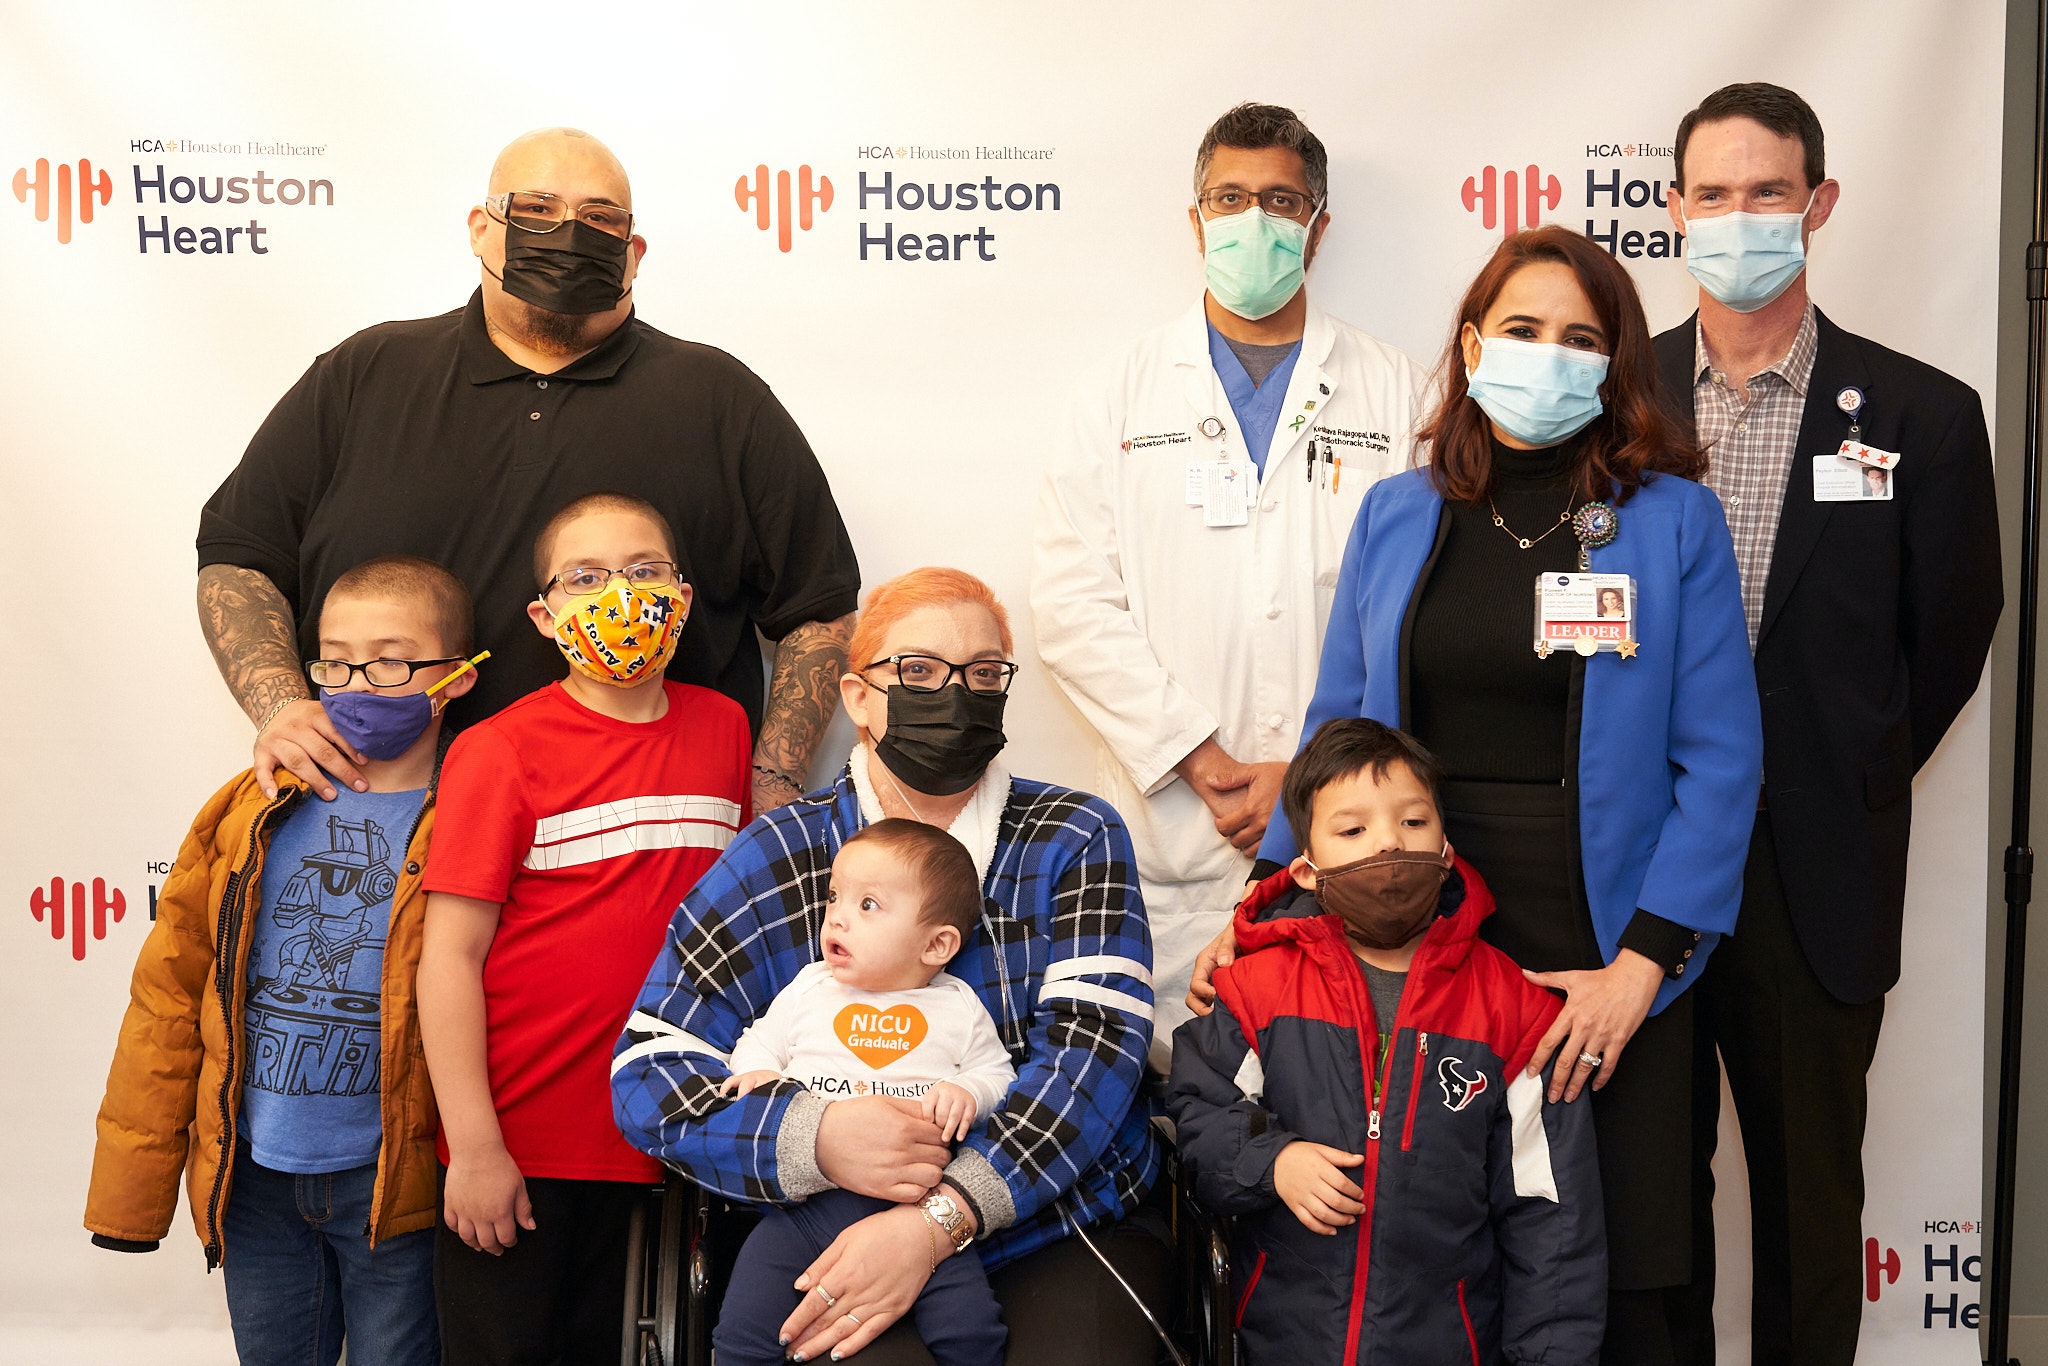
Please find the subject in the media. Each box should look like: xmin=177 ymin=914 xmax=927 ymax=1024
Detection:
xmin=549 ymin=580 xmax=687 ymax=686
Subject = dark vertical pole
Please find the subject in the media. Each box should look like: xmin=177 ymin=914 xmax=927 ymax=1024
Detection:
xmin=1988 ymin=4 xmax=2048 ymax=1362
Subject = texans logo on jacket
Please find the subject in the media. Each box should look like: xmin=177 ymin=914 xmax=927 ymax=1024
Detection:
xmin=1438 ymin=1055 xmax=1489 ymax=1112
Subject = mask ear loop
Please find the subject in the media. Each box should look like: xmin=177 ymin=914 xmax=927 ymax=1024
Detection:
xmin=424 ymin=650 xmax=491 ymax=714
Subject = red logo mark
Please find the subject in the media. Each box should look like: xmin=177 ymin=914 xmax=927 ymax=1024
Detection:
xmin=12 ymin=157 xmax=113 ymax=244
xmin=736 ymin=164 xmax=834 ymax=253
xmin=1461 ymin=164 xmax=1561 ymax=239
xmin=1864 ymin=1238 xmax=1901 ymax=1302
xmin=30 ymin=876 xmax=127 ymax=961
xmin=1437 ymin=1056 xmax=1490 ymax=1111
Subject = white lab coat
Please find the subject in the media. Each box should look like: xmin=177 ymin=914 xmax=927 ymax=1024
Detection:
xmin=1031 ymin=297 xmax=1428 ymax=1054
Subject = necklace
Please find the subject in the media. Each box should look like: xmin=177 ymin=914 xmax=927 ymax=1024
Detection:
xmin=1488 ymin=493 xmax=1576 ymax=550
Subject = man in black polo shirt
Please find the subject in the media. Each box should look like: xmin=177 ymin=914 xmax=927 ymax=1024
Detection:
xmin=196 ymin=128 xmax=859 ymax=813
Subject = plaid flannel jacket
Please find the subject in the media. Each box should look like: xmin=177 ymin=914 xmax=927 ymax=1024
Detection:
xmin=611 ymin=765 xmax=1161 ymax=1269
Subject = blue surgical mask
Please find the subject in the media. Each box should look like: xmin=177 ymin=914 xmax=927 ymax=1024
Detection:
xmin=1465 ymin=336 xmax=1609 ymax=447
xmin=1202 ymin=208 xmax=1310 ymax=321
xmin=1681 ymin=192 xmax=1817 ymax=313
xmin=320 ymin=690 xmax=437 ymax=761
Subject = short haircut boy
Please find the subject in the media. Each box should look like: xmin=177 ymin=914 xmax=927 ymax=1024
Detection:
xmin=1280 ymin=717 xmax=1443 ymax=849
xmin=844 ymin=818 xmax=983 ymax=938
xmin=329 ymin=553 xmax=475 ymax=654
xmin=531 ymin=490 xmax=680 ymax=587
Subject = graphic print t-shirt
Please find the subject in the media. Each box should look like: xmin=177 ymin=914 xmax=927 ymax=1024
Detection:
xmin=424 ymin=680 xmax=750 ymax=1181
xmin=243 ymin=786 xmax=427 ymax=1173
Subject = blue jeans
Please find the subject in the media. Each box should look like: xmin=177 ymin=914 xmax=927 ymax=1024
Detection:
xmin=222 ymin=1147 xmax=439 ymax=1366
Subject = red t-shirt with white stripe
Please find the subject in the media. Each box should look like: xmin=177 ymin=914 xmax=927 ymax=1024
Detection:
xmin=425 ymin=680 xmax=750 ymax=1181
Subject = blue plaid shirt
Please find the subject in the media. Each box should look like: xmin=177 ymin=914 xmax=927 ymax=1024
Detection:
xmin=611 ymin=765 xmax=1160 ymax=1269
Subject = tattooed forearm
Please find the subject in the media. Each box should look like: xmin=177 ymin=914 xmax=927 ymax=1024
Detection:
xmin=197 ymin=564 xmax=309 ymax=725
xmin=754 ymin=611 xmax=857 ymax=782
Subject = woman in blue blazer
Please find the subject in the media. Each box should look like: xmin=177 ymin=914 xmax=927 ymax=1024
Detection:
xmin=1243 ymin=227 xmax=1761 ymax=1363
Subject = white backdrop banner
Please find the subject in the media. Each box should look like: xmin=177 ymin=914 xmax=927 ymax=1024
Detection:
xmin=0 ymin=2 xmax=2004 ymax=1362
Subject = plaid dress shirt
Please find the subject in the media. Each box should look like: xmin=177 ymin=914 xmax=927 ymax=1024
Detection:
xmin=611 ymin=764 xmax=1160 ymax=1270
xmin=1694 ymin=304 xmax=1819 ymax=651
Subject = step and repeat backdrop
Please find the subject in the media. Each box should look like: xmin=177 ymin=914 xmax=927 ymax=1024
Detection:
xmin=0 ymin=1 xmax=2006 ymax=1361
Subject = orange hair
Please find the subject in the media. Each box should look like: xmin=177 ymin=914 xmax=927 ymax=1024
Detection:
xmin=846 ymin=567 xmax=1015 ymax=672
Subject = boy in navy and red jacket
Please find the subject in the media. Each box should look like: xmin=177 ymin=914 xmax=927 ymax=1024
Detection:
xmin=1168 ymin=718 xmax=1604 ymax=1365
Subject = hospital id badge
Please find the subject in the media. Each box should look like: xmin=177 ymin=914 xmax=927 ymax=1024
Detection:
xmin=1202 ymin=459 xmax=1254 ymax=527
xmin=1533 ymin=572 xmax=1638 ymax=658
xmin=1812 ymin=452 xmax=1893 ymax=501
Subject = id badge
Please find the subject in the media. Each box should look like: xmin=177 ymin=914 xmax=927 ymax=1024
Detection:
xmin=1533 ymin=572 xmax=1638 ymax=658
xmin=1813 ymin=453 xmax=1893 ymax=502
xmin=1202 ymin=459 xmax=1254 ymax=527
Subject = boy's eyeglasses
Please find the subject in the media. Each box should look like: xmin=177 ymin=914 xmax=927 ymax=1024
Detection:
xmin=540 ymin=561 xmax=681 ymax=600
xmin=861 ymin=654 xmax=1019 ymax=695
xmin=308 ymin=658 xmax=465 ymax=688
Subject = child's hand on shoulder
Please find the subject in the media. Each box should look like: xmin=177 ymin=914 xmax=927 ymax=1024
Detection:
xmin=1274 ymin=1140 xmax=1366 ymax=1235
xmin=920 ymin=1081 xmax=978 ymax=1143
xmin=720 ymin=1069 xmax=784 ymax=1099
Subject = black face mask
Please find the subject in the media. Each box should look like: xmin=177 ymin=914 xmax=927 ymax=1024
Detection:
xmin=872 ymin=684 xmax=1009 ymax=797
xmin=492 ymin=219 xmax=630 ymax=315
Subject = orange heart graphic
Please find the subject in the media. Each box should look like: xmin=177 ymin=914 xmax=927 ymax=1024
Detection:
xmin=834 ymin=1002 xmax=929 ymax=1069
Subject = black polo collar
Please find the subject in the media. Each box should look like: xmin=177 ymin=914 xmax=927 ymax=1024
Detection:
xmin=458 ymin=287 xmax=642 ymax=386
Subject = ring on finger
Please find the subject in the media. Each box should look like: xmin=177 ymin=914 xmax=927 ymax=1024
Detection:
xmin=1578 ymin=1050 xmax=1604 ymax=1068
xmin=844 ymin=1311 xmax=863 ymax=1326
xmin=815 ymin=1285 xmax=838 ymax=1308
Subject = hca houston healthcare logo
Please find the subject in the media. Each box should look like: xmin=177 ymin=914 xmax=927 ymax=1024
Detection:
xmin=736 ymin=141 xmax=1061 ymax=262
xmin=1863 ymin=1221 xmax=1984 ymax=1330
xmin=11 ymin=136 xmax=334 ymax=254
xmin=26 ymin=867 xmax=166 ymax=963
xmin=1459 ymin=137 xmax=1686 ymax=261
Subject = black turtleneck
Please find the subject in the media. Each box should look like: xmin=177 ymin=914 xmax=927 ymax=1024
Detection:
xmin=1409 ymin=436 xmax=1581 ymax=783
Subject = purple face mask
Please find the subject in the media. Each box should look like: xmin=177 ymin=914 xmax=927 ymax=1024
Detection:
xmin=320 ymin=690 xmax=436 ymax=761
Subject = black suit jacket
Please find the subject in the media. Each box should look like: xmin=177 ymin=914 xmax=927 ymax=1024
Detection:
xmin=1654 ymin=309 xmax=2001 ymax=1003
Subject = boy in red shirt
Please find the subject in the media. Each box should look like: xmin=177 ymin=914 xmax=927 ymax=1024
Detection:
xmin=418 ymin=492 xmax=751 ymax=1365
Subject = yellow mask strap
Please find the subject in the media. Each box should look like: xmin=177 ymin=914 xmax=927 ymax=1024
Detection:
xmin=425 ymin=650 xmax=491 ymax=698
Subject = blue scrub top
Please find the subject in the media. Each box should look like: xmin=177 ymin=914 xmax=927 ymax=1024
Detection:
xmin=1207 ymin=323 xmax=1301 ymax=477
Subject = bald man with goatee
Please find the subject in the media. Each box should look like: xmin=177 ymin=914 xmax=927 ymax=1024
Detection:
xmin=198 ymin=127 xmax=860 ymax=818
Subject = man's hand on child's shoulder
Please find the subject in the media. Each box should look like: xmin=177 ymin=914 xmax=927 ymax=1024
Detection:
xmin=1273 ymin=1140 xmax=1366 ymax=1236
xmin=920 ymin=1081 xmax=977 ymax=1143
xmin=442 ymin=1144 xmax=535 ymax=1256
xmin=719 ymin=1069 xmax=784 ymax=1100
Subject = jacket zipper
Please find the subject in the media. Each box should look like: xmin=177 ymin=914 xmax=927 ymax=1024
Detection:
xmin=1457 ymin=1277 xmax=1480 ymax=1365
xmin=1401 ymin=1032 xmax=1429 ymax=1151
xmin=1344 ymin=960 xmax=1386 ymax=1362
xmin=367 ymin=789 xmax=435 ymax=1241
xmin=201 ymin=788 xmax=296 ymax=1268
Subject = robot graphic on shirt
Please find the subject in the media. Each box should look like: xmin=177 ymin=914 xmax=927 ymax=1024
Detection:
xmin=268 ymin=814 xmax=396 ymax=991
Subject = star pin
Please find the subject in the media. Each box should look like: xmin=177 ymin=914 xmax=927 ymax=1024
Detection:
xmin=1617 ymin=639 xmax=1639 ymax=658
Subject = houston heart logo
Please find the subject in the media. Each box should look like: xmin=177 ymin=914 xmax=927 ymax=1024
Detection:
xmin=835 ymin=1003 xmax=929 ymax=1068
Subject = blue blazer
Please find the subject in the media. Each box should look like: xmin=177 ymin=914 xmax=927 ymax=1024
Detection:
xmin=1257 ymin=467 xmax=1763 ymax=1014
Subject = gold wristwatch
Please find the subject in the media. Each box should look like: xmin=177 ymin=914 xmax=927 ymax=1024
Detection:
xmin=921 ymin=1188 xmax=973 ymax=1253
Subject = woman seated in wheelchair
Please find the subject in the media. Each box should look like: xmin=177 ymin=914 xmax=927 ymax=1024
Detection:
xmin=1168 ymin=719 xmax=1606 ymax=1364
xmin=612 ymin=568 xmax=1168 ymax=1366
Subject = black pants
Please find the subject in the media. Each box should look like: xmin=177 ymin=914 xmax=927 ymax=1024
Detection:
xmin=433 ymin=1171 xmax=642 ymax=1366
xmin=852 ymin=1196 xmax=1175 ymax=1366
xmin=1699 ymin=817 xmax=1887 ymax=1366
xmin=1445 ymin=780 xmax=1718 ymax=1366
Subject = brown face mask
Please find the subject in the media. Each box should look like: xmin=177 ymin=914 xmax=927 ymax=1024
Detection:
xmin=1308 ymin=846 xmax=1453 ymax=950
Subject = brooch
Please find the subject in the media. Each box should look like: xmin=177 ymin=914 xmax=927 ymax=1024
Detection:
xmin=1570 ymin=501 xmax=1618 ymax=571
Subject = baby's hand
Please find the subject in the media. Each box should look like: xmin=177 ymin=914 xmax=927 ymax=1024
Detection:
xmin=920 ymin=1081 xmax=979 ymax=1143
xmin=720 ymin=1069 xmax=783 ymax=1099
xmin=1273 ymin=1140 xmax=1366 ymax=1236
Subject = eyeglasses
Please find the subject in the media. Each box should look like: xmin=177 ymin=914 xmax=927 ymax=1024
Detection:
xmin=485 ymin=190 xmax=635 ymax=241
xmin=540 ymin=561 xmax=681 ymax=600
xmin=862 ymin=654 xmax=1019 ymax=695
xmin=308 ymin=657 xmax=465 ymax=688
xmin=1196 ymin=187 xmax=1317 ymax=220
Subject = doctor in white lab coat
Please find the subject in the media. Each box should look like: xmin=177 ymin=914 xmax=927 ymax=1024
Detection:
xmin=1032 ymin=103 xmax=1428 ymax=1060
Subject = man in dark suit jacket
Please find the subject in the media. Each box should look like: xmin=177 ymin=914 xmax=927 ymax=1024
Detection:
xmin=1652 ymin=84 xmax=2001 ymax=1366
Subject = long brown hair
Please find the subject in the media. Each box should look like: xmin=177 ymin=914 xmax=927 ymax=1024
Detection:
xmin=1419 ymin=225 xmax=1700 ymax=505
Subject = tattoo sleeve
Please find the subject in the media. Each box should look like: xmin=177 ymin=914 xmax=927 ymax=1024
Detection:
xmin=754 ymin=610 xmax=856 ymax=780
xmin=197 ymin=564 xmax=309 ymax=726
